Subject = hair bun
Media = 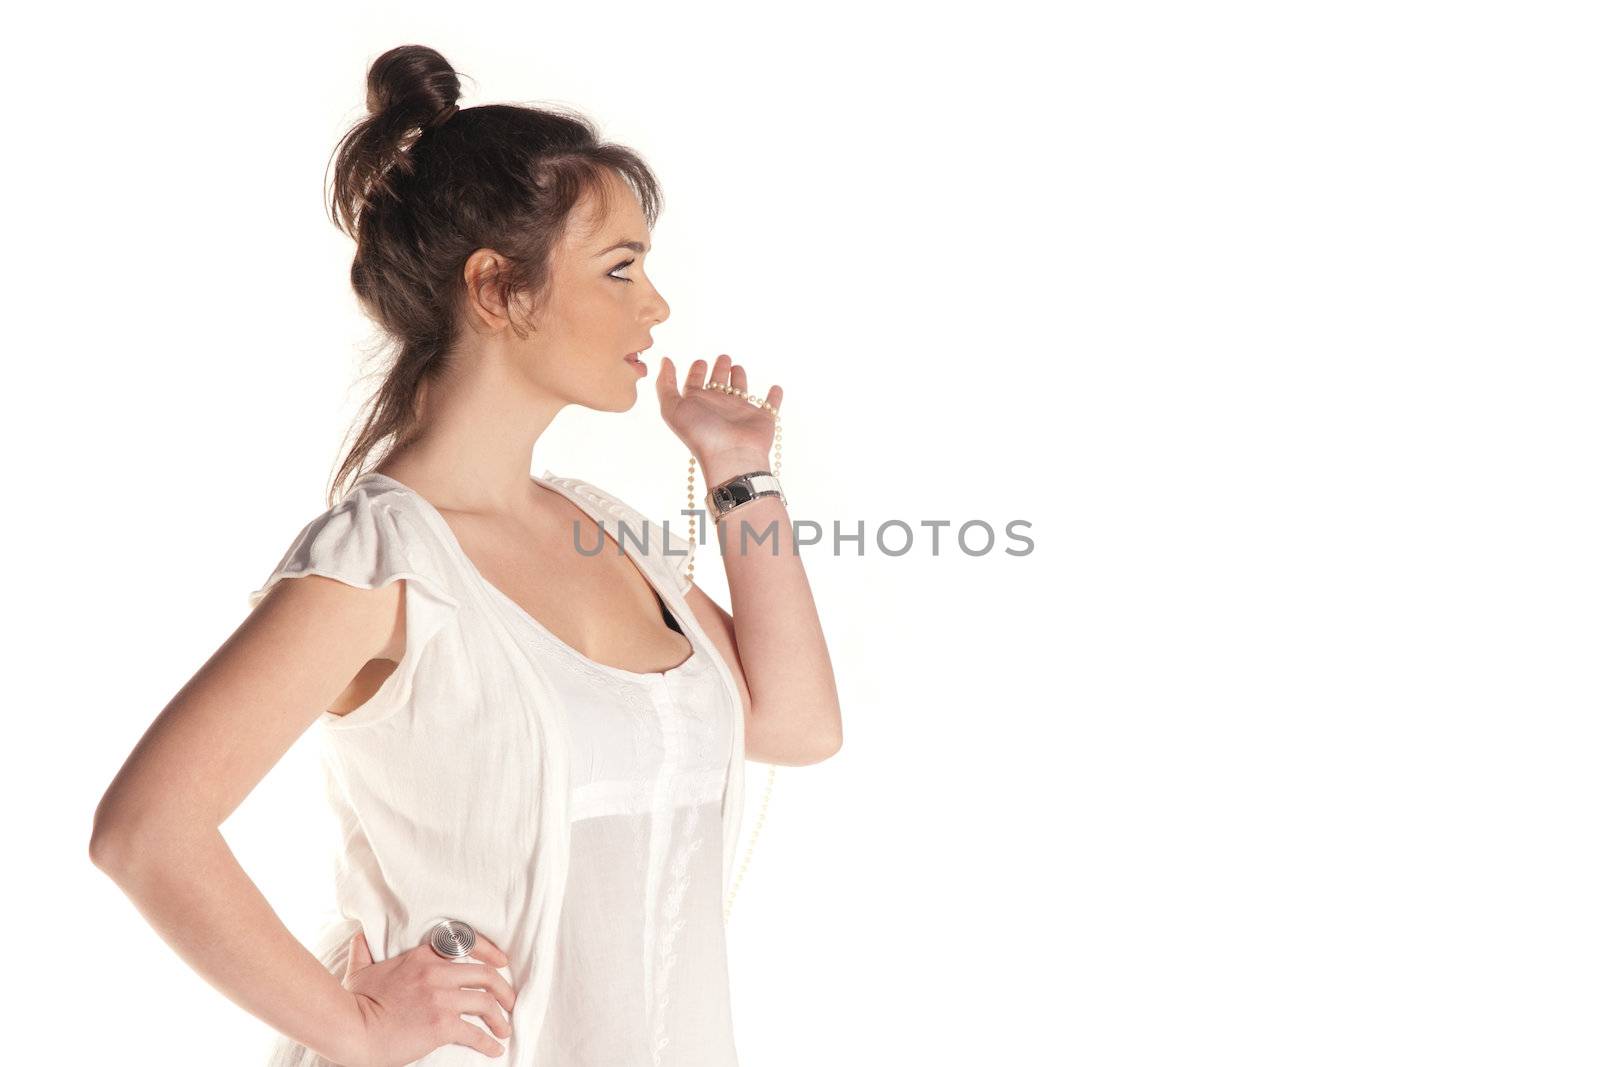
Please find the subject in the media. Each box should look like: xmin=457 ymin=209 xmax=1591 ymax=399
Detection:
xmin=364 ymin=44 xmax=461 ymax=125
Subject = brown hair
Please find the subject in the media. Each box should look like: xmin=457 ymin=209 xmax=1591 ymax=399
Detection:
xmin=322 ymin=43 xmax=663 ymax=506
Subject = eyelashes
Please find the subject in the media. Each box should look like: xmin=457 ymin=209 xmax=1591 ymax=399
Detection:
xmin=608 ymin=257 xmax=636 ymax=282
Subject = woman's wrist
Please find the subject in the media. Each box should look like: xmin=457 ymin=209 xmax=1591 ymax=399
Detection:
xmin=328 ymin=993 xmax=372 ymax=1067
xmin=699 ymin=450 xmax=774 ymax=487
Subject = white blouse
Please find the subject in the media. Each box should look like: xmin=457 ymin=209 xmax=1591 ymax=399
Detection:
xmin=246 ymin=471 xmax=746 ymax=1066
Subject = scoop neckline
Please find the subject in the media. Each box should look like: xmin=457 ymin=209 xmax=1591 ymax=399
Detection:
xmin=355 ymin=470 xmax=701 ymax=683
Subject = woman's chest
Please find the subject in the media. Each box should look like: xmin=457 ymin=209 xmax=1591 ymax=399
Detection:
xmin=550 ymin=657 xmax=735 ymax=823
xmin=324 ymin=616 xmax=734 ymax=825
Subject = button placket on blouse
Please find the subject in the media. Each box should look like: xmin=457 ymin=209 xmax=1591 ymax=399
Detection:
xmin=641 ymin=669 xmax=701 ymax=1064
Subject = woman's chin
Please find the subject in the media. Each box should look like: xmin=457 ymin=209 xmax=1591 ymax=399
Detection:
xmin=596 ymin=386 xmax=639 ymax=413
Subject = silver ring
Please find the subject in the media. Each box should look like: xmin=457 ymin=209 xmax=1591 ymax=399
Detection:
xmin=428 ymin=918 xmax=477 ymax=960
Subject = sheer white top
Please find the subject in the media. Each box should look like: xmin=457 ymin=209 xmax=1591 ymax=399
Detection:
xmin=246 ymin=471 xmax=745 ymax=1066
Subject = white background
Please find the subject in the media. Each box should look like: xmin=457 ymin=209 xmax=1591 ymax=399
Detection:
xmin=13 ymin=1 xmax=1595 ymax=1064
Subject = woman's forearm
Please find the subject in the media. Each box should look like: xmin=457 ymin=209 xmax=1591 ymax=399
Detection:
xmin=92 ymin=826 xmax=363 ymax=1065
xmin=700 ymin=448 xmax=844 ymax=757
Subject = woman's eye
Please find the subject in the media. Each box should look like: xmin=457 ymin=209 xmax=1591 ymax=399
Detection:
xmin=608 ymin=258 xmax=636 ymax=282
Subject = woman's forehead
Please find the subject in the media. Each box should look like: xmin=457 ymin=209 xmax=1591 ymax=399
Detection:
xmin=566 ymin=173 xmax=648 ymax=248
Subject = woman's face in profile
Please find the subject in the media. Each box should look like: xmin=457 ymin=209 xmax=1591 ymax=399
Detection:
xmin=520 ymin=169 xmax=671 ymax=412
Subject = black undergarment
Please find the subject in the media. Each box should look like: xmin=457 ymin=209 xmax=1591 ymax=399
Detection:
xmin=654 ymin=589 xmax=685 ymax=635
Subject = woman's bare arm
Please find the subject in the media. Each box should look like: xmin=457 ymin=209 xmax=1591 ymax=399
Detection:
xmin=692 ymin=447 xmax=844 ymax=766
xmin=89 ymin=573 xmax=405 ymax=1065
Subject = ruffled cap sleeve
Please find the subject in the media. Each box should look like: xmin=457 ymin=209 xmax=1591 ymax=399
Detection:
xmin=245 ymin=490 xmax=461 ymax=722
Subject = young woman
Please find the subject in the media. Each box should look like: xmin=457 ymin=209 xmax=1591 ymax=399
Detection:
xmin=89 ymin=44 xmax=843 ymax=1067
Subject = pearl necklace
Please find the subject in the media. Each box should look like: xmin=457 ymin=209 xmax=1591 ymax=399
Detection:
xmin=684 ymin=378 xmax=781 ymax=924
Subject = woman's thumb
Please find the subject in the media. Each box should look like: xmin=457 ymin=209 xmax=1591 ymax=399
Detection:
xmin=345 ymin=929 xmax=372 ymax=979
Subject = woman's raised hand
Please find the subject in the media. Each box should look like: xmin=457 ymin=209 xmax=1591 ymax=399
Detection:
xmin=339 ymin=927 xmax=516 ymax=1066
xmin=655 ymin=353 xmax=782 ymax=465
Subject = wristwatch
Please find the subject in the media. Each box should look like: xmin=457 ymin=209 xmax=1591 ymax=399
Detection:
xmin=705 ymin=470 xmax=785 ymax=522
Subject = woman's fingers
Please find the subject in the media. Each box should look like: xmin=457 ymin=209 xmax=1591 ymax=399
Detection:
xmin=656 ymin=355 xmax=681 ymax=405
xmin=448 ymin=1017 xmax=506 ymax=1058
xmin=470 ymin=933 xmax=511 ymax=968
xmin=684 ymin=358 xmax=709 ymax=390
xmin=672 ymin=353 xmax=777 ymax=407
xmin=345 ymin=930 xmax=372 ymax=979
xmin=433 ymin=960 xmax=517 ymax=1014
xmin=445 ymin=989 xmax=513 ymax=1039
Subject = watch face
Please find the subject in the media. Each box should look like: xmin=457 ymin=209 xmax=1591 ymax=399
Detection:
xmin=714 ymin=483 xmax=755 ymax=509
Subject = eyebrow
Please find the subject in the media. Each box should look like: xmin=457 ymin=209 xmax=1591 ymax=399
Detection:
xmin=595 ymin=239 xmax=650 ymax=257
